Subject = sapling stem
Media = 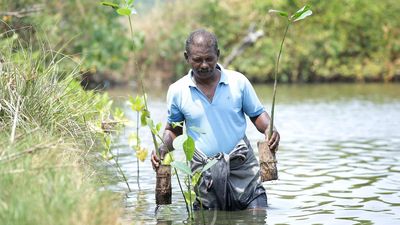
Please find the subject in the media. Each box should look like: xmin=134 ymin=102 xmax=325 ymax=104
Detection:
xmin=109 ymin=138 xmax=132 ymax=192
xmin=269 ymin=21 xmax=290 ymax=138
xmin=136 ymin=111 xmax=141 ymax=190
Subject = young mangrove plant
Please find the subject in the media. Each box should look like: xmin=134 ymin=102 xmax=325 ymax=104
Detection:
xmin=258 ymin=5 xmax=313 ymax=182
xmin=97 ymin=94 xmax=132 ymax=192
xmin=170 ymin=123 xmax=217 ymax=222
xmin=128 ymin=95 xmax=148 ymax=190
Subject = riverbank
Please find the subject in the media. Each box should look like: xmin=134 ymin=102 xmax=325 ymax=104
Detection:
xmin=0 ymin=35 xmax=123 ymax=224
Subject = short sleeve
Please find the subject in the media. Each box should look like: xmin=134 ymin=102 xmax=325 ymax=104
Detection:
xmin=166 ymin=86 xmax=184 ymax=123
xmin=242 ymin=78 xmax=265 ymax=117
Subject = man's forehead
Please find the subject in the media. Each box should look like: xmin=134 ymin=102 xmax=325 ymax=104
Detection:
xmin=188 ymin=45 xmax=216 ymax=56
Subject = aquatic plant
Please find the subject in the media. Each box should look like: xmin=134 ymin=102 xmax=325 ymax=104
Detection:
xmin=267 ymin=5 xmax=313 ymax=138
xmin=170 ymin=123 xmax=217 ymax=222
xmin=128 ymin=95 xmax=148 ymax=190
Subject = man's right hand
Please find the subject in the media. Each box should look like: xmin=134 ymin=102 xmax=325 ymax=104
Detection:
xmin=151 ymin=146 xmax=167 ymax=171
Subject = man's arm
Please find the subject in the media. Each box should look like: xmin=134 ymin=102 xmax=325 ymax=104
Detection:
xmin=159 ymin=123 xmax=183 ymax=154
xmin=151 ymin=123 xmax=183 ymax=170
xmin=250 ymin=111 xmax=280 ymax=152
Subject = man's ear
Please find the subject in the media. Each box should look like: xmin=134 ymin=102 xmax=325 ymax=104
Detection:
xmin=184 ymin=51 xmax=189 ymax=61
xmin=217 ymin=49 xmax=220 ymax=58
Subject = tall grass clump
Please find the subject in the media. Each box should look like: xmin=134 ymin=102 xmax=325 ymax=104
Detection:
xmin=0 ymin=28 xmax=123 ymax=225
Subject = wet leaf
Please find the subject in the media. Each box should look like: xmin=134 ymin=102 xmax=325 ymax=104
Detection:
xmin=171 ymin=161 xmax=191 ymax=175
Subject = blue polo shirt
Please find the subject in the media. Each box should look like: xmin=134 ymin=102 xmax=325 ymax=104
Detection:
xmin=166 ymin=64 xmax=265 ymax=157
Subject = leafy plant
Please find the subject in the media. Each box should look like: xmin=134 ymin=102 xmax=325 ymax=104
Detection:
xmin=170 ymin=124 xmax=217 ymax=222
xmin=128 ymin=95 xmax=148 ymax=190
xmin=267 ymin=5 xmax=312 ymax=138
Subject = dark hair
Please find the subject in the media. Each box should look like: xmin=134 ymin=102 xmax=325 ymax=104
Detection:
xmin=185 ymin=29 xmax=219 ymax=55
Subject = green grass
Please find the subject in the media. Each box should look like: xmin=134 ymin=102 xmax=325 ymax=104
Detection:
xmin=0 ymin=29 xmax=122 ymax=225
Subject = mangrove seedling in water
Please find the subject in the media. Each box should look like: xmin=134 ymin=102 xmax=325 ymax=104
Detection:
xmin=257 ymin=6 xmax=313 ymax=182
xmin=267 ymin=5 xmax=312 ymax=138
xmin=170 ymin=124 xmax=217 ymax=222
xmin=128 ymin=95 xmax=148 ymax=190
xmin=97 ymin=94 xmax=132 ymax=192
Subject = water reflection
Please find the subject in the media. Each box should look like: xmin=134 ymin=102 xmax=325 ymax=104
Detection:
xmin=109 ymin=84 xmax=400 ymax=225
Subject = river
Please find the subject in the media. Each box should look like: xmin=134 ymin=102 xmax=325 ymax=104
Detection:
xmin=108 ymin=83 xmax=400 ymax=225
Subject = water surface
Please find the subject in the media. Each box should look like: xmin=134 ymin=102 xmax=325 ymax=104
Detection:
xmin=109 ymin=83 xmax=400 ymax=225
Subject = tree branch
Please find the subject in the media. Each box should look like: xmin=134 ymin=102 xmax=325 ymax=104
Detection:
xmin=223 ymin=24 xmax=265 ymax=67
xmin=0 ymin=4 xmax=44 ymax=18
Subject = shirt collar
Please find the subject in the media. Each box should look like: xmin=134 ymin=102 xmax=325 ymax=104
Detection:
xmin=187 ymin=63 xmax=228 ymax=87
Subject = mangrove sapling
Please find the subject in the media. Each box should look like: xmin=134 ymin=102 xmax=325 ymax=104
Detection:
xmin=101 ymin=0 xmax=177 ymax=207
xmin=101 ymin=0 xmax=194 ymax=212
xmin=171 ymin=130 xmax=218 ymax=222
xmin=100 ymin=104 xmax=133 ymax=192
xmin=257 ymin=5 xmax=313 ymax=182
xmin=128 ymin=95 xmax=148 ymax=190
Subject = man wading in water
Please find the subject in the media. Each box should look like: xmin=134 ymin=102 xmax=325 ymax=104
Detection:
xmin=151 ymin=29 xmax=280 ymax=210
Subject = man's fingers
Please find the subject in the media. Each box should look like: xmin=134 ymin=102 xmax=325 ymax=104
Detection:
xmin=151 ymin=151 xmax=160 ymax=171
xmin=268 ymin=131 xmax=280 ymax=152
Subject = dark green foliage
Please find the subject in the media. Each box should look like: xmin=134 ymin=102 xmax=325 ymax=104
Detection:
xmin=135 ymin=0 xmax=400 ymax=83
xmin=1 ymin=0 xmax=143 ymax=78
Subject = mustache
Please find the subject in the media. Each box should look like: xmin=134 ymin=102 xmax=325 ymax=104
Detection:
xmin=198 ymin=68 xmax=211 ymax=73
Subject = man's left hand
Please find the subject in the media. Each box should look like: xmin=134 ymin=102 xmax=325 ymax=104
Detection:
xmin=265 ymin=129 xmax=280 ymax=152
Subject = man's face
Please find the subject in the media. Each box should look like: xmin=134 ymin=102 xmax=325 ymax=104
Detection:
xmin=185 ymin=44 xmax=219 ymax=79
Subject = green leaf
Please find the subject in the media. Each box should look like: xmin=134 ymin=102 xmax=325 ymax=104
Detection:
xmin=183 ymin=190 xmax=196 ymax=205
xmin=201 ymin=158 xmax=218 ymax=173
xmin=183 ymin=136 xmax=195 ymax=161
xmin=268 ymin=9 xmax=289 ymax=18
xmin=101 ymin=1 xmax=119 ymax=9
xmin=291 ymin=5 xmax=312 ymax=22
xmin=113 ymin=107 xmax=125 ymax=120
xmin=126 ymin=0 xmax=135 ymax=6
xmin=162 ymin=152 xmax=173 ymax=165
xmin=116 ymin=7 xmax=131 ymax=16
xmin=146 ymin=117 xmax=154 ymax=128
xmin=104 ymin=135 xmax=111 ymax=149
xmin=172 ymin=134 xmax=188 ymax=150
xmin=171 ymin=161 xmax=192 ymax=175
xmin=156 ymin=122 xmax=162 ymax=133
xmin=140 ymin=110 xmax=149 ymax=126
xmin=191 ymin=171 xmax=201 ymax=186
xmin=129 ymin=95 xmax=145 ymax=111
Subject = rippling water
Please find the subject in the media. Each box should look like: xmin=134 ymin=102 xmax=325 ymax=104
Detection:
xmin=109 ymin=83 xmax=400 ymax=224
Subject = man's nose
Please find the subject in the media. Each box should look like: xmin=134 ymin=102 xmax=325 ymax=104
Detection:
xmin=200 ymin=60 xmax=208 ymax=67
